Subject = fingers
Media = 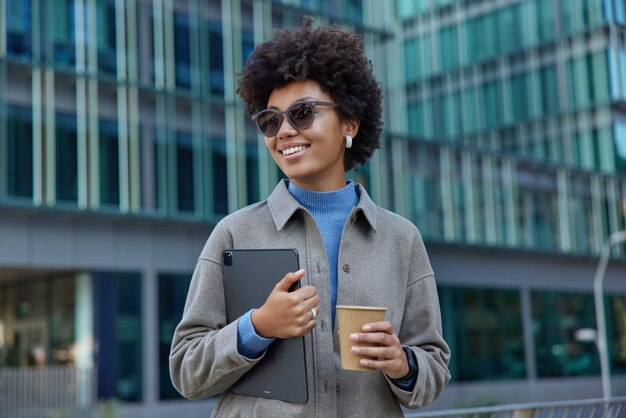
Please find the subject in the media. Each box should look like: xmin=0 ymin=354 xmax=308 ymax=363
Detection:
xmin=348 ymin=321 xmax=406 ymax=372
xmin=275 ymin=269 xmax=306 ymax=292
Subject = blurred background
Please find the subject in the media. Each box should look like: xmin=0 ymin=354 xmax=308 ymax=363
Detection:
xmin=1 ymin=0 xmax=626 ymax=416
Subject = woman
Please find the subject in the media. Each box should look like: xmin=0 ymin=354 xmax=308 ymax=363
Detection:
xmin=170 ymin=17 xmax=450 ymax=417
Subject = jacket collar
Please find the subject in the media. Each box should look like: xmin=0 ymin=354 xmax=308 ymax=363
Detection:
xmin=267 ymin=180 xmax=378 ymax=233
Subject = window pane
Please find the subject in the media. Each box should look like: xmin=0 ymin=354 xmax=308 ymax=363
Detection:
xmin=532 ymin=290 xmax=599 ymax=377
xmin=56 ymin=112 xmax=78 ymax=202
xmin=6 ymin=0 xmax=32 ymax=60
xmin=246 ymin=141 xmax=259 ymax=204
xmin=439 ymin=25 xmax=458 ymax=71
xmin=158 ymin=273 xmax=191 ymax=400
xmin=95 ymin=272 xmax=143 ymax=402
xmin=176 ymin=131 xmax=195 ymax=212
xmin=99 ymin=119 xmax=120 ymax=206
xmin=207 ymin=20 xmax=224 ymax=95
xmin=536 ymin=0 xmax=555 ymax=42
xmin=440 ymin=286 xmax=525 ymax=381
xmin=6 ymin=104 xmax=34 ymax=199
xmin=212 ymin=136 xmax=228 ymax=216
xmin=96 ymin=0 xmax=117 ymax=75
xmin=174 ymin=12 xmax=191 ymax=89
xmin=615 ymin=122 xmax=626 ymax=173
xmin=51 ymin=0 xmax=76 ymax=66
xmin=540 ymin=65 xmax=559 ymax=115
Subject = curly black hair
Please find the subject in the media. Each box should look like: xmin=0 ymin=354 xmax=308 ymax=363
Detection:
xmin=236 ymin=16 xmax=383 ymax=171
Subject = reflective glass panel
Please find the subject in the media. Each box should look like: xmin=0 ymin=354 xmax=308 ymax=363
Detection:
xmin=174 ymin=12 xmax=192 ymax=89
xmin=532 ymin=290 xmax=599 ymax=377
xmin=176 ymin=131 xmax=195 ymax=213
xmin=56 ymin=112 xmax=78 ymax=202
xmin=158 ymin=273 xmax=191 ymax=400
xmin=96 ymin=0 xmax=117 ymax=75
xmin=6 ymin=104 xmax=33 ymax=199
xmin=6 ymin=0 xmax=32 ymax=60
xmin=99 ymin=119 xmax=120 ymax=206
xmin=95 ymin=272 xmax=143 ymax=402
xmin=439 ymin=286 xmax=525 ymax=381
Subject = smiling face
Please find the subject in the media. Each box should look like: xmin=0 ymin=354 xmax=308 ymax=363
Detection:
xmin=264 ymin=79 xmax=359 ymax=191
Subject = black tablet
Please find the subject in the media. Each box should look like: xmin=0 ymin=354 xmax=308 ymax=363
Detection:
xmin=222 ymin=248 xmax=308 ymax=403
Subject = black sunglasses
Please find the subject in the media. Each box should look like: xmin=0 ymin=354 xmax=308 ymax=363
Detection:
xmin=252 ymin=100 xmax=337 ymax=137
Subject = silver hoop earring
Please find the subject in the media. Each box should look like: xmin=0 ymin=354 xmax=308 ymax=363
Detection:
xmin=345 ymin=135 xmax=353 ymax=149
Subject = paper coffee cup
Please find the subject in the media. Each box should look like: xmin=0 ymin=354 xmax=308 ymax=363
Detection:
xmin=336 ymin=305 xmax=387 ymax=371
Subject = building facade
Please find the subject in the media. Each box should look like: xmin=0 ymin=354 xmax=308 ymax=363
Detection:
xmin=0 ymin=0 xmax=626 ymax=416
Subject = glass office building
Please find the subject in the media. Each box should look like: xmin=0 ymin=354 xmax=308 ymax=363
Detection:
xmin=0 ymin=0 xmax=626 ymax=414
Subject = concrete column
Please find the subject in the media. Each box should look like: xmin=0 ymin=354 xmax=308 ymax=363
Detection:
xmin=75 ymin=272 xmax=94 ymax=407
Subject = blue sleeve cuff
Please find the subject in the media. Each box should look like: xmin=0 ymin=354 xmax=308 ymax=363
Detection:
xmin=390 ymin=346 xmax=418 ymax=390
xmin=236 ymin=309 xmax=275 ymax=359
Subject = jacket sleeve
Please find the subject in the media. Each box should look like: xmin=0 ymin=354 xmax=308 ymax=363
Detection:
xmin=169 ymin=225 xmax=266 ymax=399
xmin=384 ymin=231 xmax=451 ymax=408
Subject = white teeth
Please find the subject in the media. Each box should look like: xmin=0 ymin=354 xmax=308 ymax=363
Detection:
xmin=281 ymin=145 xmax=307 ymax=155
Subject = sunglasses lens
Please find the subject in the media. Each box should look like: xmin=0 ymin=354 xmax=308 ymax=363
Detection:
xmin=256 ymin=111 xmax=280 ymax=136
xmin=289 ymin=103 xmax=314 ymax=129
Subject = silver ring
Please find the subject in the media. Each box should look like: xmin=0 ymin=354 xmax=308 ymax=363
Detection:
xmin=310 ymin=308 xmax=317 ymax=320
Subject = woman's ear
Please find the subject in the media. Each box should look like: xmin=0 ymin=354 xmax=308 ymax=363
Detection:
xmin=343 ymin=119 xmax=360 ymax=139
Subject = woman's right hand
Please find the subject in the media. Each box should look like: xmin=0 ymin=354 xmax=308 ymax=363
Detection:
xmin=251 ymin=269 xmax=319 ymax=338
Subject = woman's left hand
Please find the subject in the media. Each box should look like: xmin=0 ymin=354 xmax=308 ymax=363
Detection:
xmin=349 ymin=321 xmax=410 ymax=379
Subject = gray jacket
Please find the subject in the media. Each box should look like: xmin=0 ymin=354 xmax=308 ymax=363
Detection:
xmin=170 ymin=181 xmax=450 ymax=417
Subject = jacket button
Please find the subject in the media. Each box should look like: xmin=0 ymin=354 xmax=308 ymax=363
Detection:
xmin=336 ymin=383 xmax=340 ymax=392
xmin=343 ymin=264 xmax=350 ymax=273
xmin=350 ymin=215 xmax=357 ymax=223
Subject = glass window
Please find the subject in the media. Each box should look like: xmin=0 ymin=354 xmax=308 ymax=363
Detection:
xmin=246 ymin=141 xmax=259 ymax=205
xmin=50 ymin=0 xmax=76 ymax=66
xmin=615 ymin=122 xmax=626 ymax=173
xmin=481 ymin=80 xmax=501 ymax=130
xmin=212 ymin=136 xmax=228 ymax=216
xmin=539 ymin=65 xmax=559 ymax=115
xmin=439 ymin=286 xmax=525 ymax=382
xmin=395 ymin=0 xmax=429 ymax=20
xmin=174 ymin=12 xmax=192 ymax=89
xmin=590 ymin=52 xmax=610 ymax=105
xmin=441 ymin=91 xmax=460 ymax=139
xmin=614 ymin=0 xmax=626 ymax=25
xmin=535 ymin=0 xmax=555 ymax=43
xmin=438 ymin=25 xmax=458 ymax=72
xmin=96 ymin=0 xmax=117 ymax=75
xmin=403 ymin=38 xmax=418 ymax=82
xmin=95 ymin=272 xmax=143 ymax=402
xmin=56 ymin=112 xmax=78 ymax=203
xmin=609 ymin=294 xmax=626 ymax=373
xmin=176 ymin=131 xmax=195 ymax=213
xmin=461 ymin=87 xmax=478 ymax=135
xmin=6 ymin=0 xmax=32 ymax=60
xmin=137 ymin=93 xmax=160 ymax=212
xmin=158 ymin=273 xmax=191 ymax=400
xmin=136 ymin=0 xmax=155 ymax=84
xmin=569 ymin=176 xmax=594 ymax=253
xmin=516 ymin=166 xmax=560 ymax=251
xmin=532 ymin=290 xmax=599 ymax=377
xmin=567 ymin=56 xmax=590 ymax=109
xmin=511 ymin=73 xmax=530 ymax=122
xmin=6 ymin=104 xmax=34 ymax=199
xmin=499 ymin=5 xmax=523 ymax=54
xmin=50 ymin=276 xmax=76 ymax=366
xmin=0 ymin=276 xmax=76 ymax=368
xmin=207 ymin=20 xmax=224 ymax=95
xmin=99 ymin=119 xmax=120 ymax=207
xmin=406 ymin=142 xmax=443 ymax=239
